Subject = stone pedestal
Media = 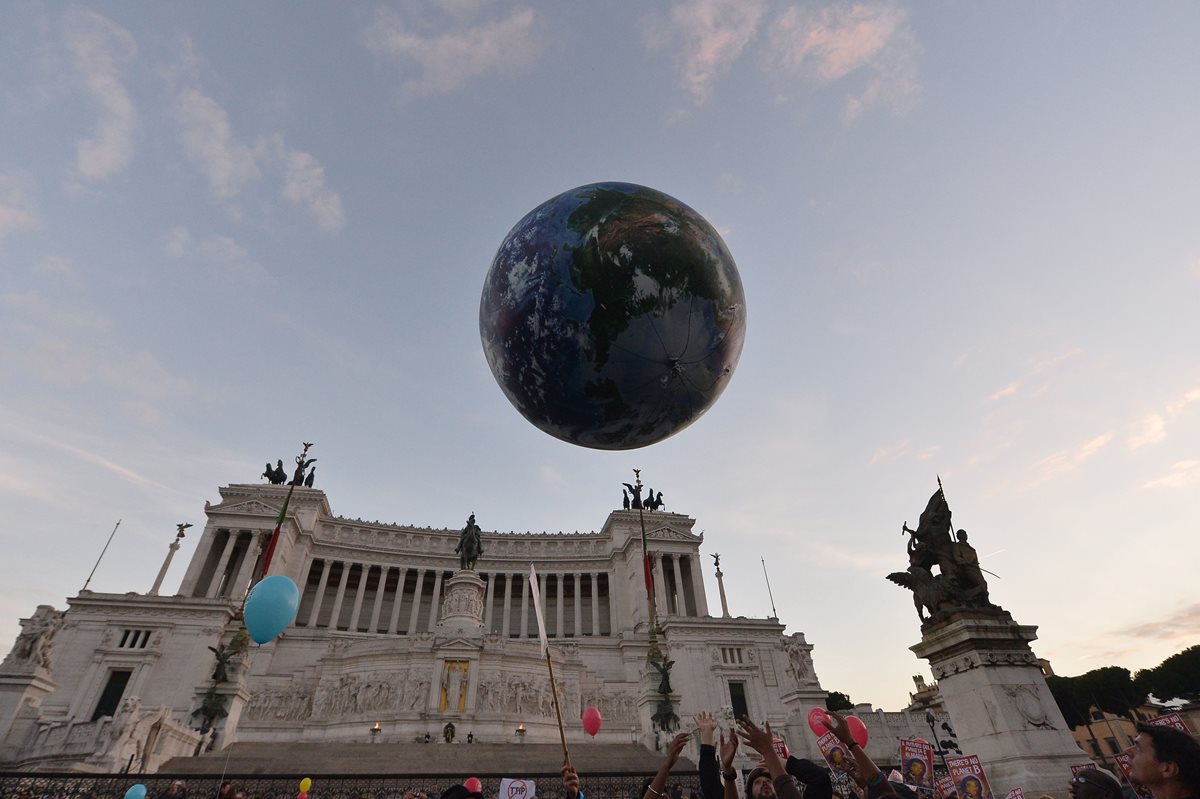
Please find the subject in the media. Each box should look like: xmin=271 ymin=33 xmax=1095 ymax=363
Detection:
xmin=911 ymin=613 xmax=1089 ymax=799
xmin=436 ymin=571 xmax=486 ymax=636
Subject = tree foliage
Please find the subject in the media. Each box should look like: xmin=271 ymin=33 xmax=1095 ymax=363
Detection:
xmin=1135 ymin=644 xmax=1200 ymax=703
xmin=826 ymin=691 xmax=854 ymax=711
xmin=1047 ymin=667 xmax=1146 ymax=729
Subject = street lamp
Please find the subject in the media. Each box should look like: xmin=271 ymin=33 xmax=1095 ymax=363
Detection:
xmin=516 ymin=723 xmax=526 ymax=743
xmin=371 ymin=721 xmax=381 ymax=743
xmin=925 ymin=711 xmax=950 ymax=773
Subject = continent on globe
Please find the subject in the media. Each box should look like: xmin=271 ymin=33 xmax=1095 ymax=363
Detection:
xmin=479 ymin=182 xmax=746 ymax=450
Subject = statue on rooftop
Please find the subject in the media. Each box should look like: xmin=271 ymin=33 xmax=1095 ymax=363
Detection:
xmin=889 ymin=481 xmax=1001 ymax=626
xmin=455 ymin=513 xmax=484 ymax=571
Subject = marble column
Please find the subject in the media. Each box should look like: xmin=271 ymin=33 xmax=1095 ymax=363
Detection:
xmin=520 ymin=574 xmax=530 ymax=638
xmin=483 ymin=572 xmax=496 ymax=632
xmin=654 ymin=554 xmax=669 ymax=618
xmin=307 ymin=560 xmax=332 ymax=627
xmin=327 ymin=561 xmax=352 ymax=630
xmin=590 ymin=572 xmax=600 ymax=636
xmin=688 ymin=555 xmax=710 ymax=616
xmin=387 ymin=568 xmax=408 ymax=634
xmin=205 ymin=531 xmax=241 ymax=599
xmin=538 ymin=572 xmax=548 ymax=636
xmin=369 ymin=566 xmax=389 ymax=632
xmin=348 ymin=564 xmax=369 ymax=631
xmin=671 ymin=554 xmax=686 ymax=616
xmin=179 ymin=525 xmax=218 ymax=596
xmin=573 ymin=574 xmax=583 ymax=636
xmin=427 ymin=570 xmax=445 ymax=632
xmin=555 ymin=573 xmax=565 ymax=637
xmin=229 ymin=534 xmax=261 ymax=600
xmin=149 ymin=532 xmax=185 ymax=596
xmin=408 ymin=569 xmax=426 ymax=634
xmin=501 ymin=573 xmax=513 ymax=638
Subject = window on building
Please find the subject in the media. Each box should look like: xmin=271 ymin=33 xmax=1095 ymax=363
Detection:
xmin=1106 ymin=738 xmax=1120 ymax=755
xmin=1089 ymin=741 xmax=1103 ymax=758
xmin=721 ymin=647 xmax=744 ymax=665
xmin=729 ymin=681 xmax=749 ymax=720
xmin=1092 ymin=710 xmax=1104 ymax=721
xmin=117 ymin=629 xmax=151 ymax=649
xmin=91 ymin=669 xmax=132 ymax=721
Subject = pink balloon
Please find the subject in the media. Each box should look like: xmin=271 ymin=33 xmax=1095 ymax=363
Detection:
xmin=914 ymin=737 xmax=929 ymax=745
xmin=582 ymin=706 xmax=602 ymax=737
xmin=807 ymin=707 xmax=830 ymax=736
xmin=297 ymin=793 xmax=308 ymax=799
xmin=464 ymin=778 xmax=482 ymax=793
xmin=846 ymin=716 xmax=868 ymax=748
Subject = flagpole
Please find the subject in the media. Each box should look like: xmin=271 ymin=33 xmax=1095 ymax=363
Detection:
xmin=82 ymin=519 xmax=121 ymax=592
xmin=545 ymin=649 xmax=572 ymax=766
xmin=259 ymin=442 xmax=312 ymax=580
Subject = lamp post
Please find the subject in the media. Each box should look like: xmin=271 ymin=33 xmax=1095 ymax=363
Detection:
xmin=925 ymin=711 xmax=950 ymax=774
xmin=371 ymin=721 xmax=381 ymax=743
xmin=516 ymin=723 xmax=526 ymax=743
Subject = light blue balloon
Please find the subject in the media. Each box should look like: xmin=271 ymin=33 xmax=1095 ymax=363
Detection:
xmin=124 ymin=785 xmax=147 ymax=799
xmin=244 ymin=575 xmax=300 ymax=644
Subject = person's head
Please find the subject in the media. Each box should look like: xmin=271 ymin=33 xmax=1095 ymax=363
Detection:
xmin=956 ymin=530 xmax=968 ymax=542
xmin=1069 ymin=770 xmax=1122 ymax=799
xmin=745 ymin=767 xmax=776 ymax=799
xmin=1130 ymin=724 xmax=1200 ymax=795
xmin=219 ymin=783 xmax=232 ymax=797
xmin=232 ymin=791 xmax=246 ymax=799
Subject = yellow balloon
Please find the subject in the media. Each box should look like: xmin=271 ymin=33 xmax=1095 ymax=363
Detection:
xmin=299 ymin=779 xmax=312 ymax=793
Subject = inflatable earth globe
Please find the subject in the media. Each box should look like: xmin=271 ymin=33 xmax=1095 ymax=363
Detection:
xmin=479 ymin=182 xmax=746 ymax=450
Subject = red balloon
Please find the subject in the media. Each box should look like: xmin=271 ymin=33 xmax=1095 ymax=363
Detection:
xmin=807 ymin=707 xmax=830 ymax=736
xmin=297 ymin=793 xmax=308 ymax=799
xmin=914 ymin=737 xmax=929 ymax=745
xmin=846 ymin=716 xmax=868 ymax=748
xmin=582 ymin=706 xmax=602 ymax=737
xmin=464 ymin=779 xmax=482 ymax=793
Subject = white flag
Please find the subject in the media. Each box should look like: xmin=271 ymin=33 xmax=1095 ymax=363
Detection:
xmin=500 ymin=779 xmax=536 ymax=799
xmin=529 ymin=564 xmax=548 ymax=656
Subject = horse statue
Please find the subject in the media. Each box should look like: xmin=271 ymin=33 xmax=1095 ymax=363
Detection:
xmin=455 ymin=513 xmax=484 ymax=571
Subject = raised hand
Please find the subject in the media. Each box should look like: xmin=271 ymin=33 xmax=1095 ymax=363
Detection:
xmin=561 ymin=762 xmax=581 ymax=799
xmin=695 ymin=711 xmax=719 ymax=746
xmin=664 ymin=732 xmax=691 ymax=769
xmin=719 ymin=727 xmax=739 ymax=769
xmin=735 ymin=717 xmax=774 ymax=757
xmin=826 ymin=711 xmax=854 ymax=746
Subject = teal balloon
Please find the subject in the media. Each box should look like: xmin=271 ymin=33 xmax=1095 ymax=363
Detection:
xmin=124 ymin=785 xmax=147 ymax=799
xmin=244 ymin=575 xmax=300 ymax=644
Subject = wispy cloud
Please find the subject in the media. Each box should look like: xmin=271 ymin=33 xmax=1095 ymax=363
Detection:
xmin=366 ymin=3 xmax=542 ymax=97
xmin=1143 ymin=460 xmax=1200 ymax=489
xmin=163 ymin=226 xmax=268 ymax=283
xmin=257 ymin=135 xmax=345 ymax=233
xmin=869 ymin=439 xmax=909 ymax=465
xmin=764 ymin=1 xmax=919 ymax=122
xmin=1109 ymin=602 xmax=1200 ymax=642
xmin=0 ymin=173 xmax=40 ymax=241
xmin=172 ymin=88 xmax=344 ymax=231
xmin=642 ymin=0 xmax=767 ymax=107
xmin=1126 ymin=387 xmax=1200 ymax=449
xmin=1128 ymin=413 xmax=1166 ymax=450
xmin=1031 ymin=432 xmax=1113 ymax=485
xmin=33 ymin=255 xmax=82 ymax=288
xmin=988 ymin=348 xmax=1082 ymax=402
xmin=174 ymin=89 xmax=260 ymax=203
xmin=64 ymin=9 xmax=137 ymax=181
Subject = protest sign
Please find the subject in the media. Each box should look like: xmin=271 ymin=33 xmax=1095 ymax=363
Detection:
xmin=1006 ymin=789 xmax=1023 ymax=799
xmin=946 ymin=754 xmax=995 ymax=799
xmin=1146 ymin=713 xmax=1190 ymax=732
xmin=817 ymin=731 xmax=853 ymax=773
xmin=500 ymin=779 xmax=536 ymax=799
xmin=936 ymin=775 xmax=958 ymax=799
xmin=900 ymin=738 xmax=935 ymax=788
xmin=1113 ymin=751 xmax=1153 ymax=799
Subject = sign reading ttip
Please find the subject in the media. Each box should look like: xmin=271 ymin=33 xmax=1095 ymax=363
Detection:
xmin=500 ymin=780 xmax=536 ymax=799
xmin=946 ymin=754 xmax=995 ymax=799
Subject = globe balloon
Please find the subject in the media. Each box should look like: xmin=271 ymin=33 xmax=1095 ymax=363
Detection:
xmin=480 ymin=182 xmax=746 ymax=450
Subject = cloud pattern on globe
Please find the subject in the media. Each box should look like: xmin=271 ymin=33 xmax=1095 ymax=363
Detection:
xmin=480 ymin=182 xmax=746 ymax=450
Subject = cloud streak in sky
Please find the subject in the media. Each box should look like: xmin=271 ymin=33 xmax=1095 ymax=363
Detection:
xmin=644 ymin=0 xmax=919 ymax=120
xmin=0 ymin=173 xmax=40 ymax=242
xmin=64 ymin=9 xmax=138 ymax=181
xmin=642 ymin=0 xmax=767 ymax=107
xmin=366 ymin=4 xmax=542 ymax=96
xmin=172 ymin=90 xmax=344 ymax=231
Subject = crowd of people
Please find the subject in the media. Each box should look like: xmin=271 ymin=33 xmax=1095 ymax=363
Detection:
xmin=551 ymin=712 xmax=1198 ymax=799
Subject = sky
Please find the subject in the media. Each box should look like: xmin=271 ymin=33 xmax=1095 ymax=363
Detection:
xmin=1 ymin=1 xmax=1198 ymax=712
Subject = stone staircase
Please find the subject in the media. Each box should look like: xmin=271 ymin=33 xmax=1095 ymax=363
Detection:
xmin=161 ymin=742 xmax=693 ymax=775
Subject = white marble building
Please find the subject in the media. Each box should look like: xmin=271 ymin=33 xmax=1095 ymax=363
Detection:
xmin=0 ymin=483 xmax=939 ymax=774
